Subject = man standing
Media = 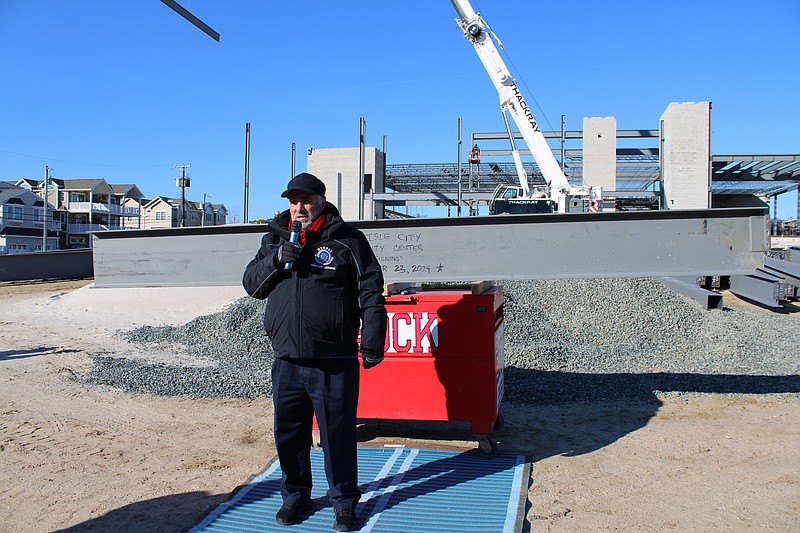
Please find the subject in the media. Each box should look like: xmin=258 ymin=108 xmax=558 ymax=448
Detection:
xmin=242 ymin=173 xmax=386 ymax=532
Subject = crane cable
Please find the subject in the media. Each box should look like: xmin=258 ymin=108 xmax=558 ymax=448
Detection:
xmin=472 ymin=1 xmax=561 ymax=134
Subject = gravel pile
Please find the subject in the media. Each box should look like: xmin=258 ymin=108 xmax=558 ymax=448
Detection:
xmin=84 ymin=279 xmax=800 ymax=404
xmin=502 ymin=278 xmax=799 ymax=403
xmin=90 ymin=298 xmax=272 ymax=398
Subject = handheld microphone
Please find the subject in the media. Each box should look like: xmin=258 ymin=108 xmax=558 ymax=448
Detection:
xmin=285 ymin=220 xmax=301 ymax=271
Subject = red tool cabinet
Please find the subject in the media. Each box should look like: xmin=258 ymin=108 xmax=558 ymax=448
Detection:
xmin=358 ymin=285 xmax=505 ymax=456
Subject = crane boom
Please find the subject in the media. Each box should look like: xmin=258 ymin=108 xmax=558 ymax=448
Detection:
xmin=450 ymin=0 xmax=598 ymax=213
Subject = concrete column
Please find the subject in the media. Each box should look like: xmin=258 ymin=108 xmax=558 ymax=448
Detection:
xmin=660 ymin=102 xmax=712 ymax=209
xmin=307 ymin=147 xmax=385 ymax=221
xmin=583 ymin=116 xmax=617 ymax=193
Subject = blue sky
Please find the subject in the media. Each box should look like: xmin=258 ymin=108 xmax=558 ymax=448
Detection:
xmin=2 ymin=0 xmax=798 ymax=221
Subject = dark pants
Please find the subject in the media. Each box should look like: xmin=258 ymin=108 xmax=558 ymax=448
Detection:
xmin=271 ymin=357 xmax=360 ymax=509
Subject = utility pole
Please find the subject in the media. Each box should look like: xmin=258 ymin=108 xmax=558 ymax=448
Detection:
xmin=175 ymin=163 xmax=191 ymax=227
xmin=43 ymin=165 xmax=50 ymax=251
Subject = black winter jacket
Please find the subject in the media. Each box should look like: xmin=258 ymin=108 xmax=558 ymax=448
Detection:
xmin=242 ymin=205 xmax=387 ymax=361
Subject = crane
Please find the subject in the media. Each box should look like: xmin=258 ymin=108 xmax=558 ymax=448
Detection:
xmin=450 ymin=0 xmax=600 ymax=214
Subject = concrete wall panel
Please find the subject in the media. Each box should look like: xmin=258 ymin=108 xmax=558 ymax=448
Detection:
xmin=661 ymin=102 xmax=712 ymax=209
xmin=583 ymin=116 xmax=617 ymax=192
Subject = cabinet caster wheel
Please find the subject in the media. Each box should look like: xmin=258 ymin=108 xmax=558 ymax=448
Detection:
xmin=477 ymin=436 xmax=499 ymax=459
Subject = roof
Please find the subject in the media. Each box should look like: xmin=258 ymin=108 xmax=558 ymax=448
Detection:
xmin=0 ymin=187 xmax=24 ymax=203
xmin=0 ymin=226 xmax=50 ymax=237
xmin=161 ymin=197 xmax=183 ymax=207
xmin=712 ymin=181 xmax=799 ymax=196
xmin=15 ymin=178 xmax=38 ymax=188
xmin=712 ymin=155 xmax=800 ymax=181
xmin=144 ymin=196 xmax=186 ymax=209
xmin=110 ymin=184 xmax=144 ymax=198
xmin=0 ymin=185 xmax=40 ymax=204
xmin=59 ymin=179 xmax=114 ymax=194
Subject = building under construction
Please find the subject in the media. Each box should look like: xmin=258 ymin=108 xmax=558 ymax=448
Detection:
xmin=306 ymin=102 xmax=799 ymax=225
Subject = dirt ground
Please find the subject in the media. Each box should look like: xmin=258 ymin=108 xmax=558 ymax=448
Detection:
xmin=1 ymin=279 xmax=798 ymax=532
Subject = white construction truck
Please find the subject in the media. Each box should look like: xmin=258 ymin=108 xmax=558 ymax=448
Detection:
xmin=450 ymin=0 xmax=601 ymax=214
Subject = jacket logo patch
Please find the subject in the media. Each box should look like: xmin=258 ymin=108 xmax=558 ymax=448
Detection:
xmin=312 ymin=246 xmax=336 ymax=270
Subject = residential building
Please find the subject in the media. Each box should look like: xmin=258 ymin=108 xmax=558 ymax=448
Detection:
xmin=141 ymin=197 xmax=227 ymax=229
xmin=111 ymin=184 xmax=145 ymax=229
xmin=142 ymin=196 xmax=191 ymax=228
xmin=17 ymin=178 xmax=141 ymax=248
xmin=209 ymin=203 xmax=227 ymax=225
xmin=0 ymin=182 xmax=60 ymax=254
xmin=10 ymin=177 xmax=227 ymax=243
xmin=197 ymin=201 xmax=228 ymax=226
xmin=122 ymin=197 xmax=145 ymax=229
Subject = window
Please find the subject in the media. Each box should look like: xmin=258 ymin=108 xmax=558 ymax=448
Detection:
xmin=7 ymin=205 xmax=24 ymax=223
xmin=155 ymin=211 xmax=166 ymax=221
xmin=33 ymin=208 xmax=45 ymax=223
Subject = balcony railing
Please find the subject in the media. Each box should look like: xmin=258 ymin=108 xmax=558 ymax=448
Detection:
xmin=31 ymin=220 xmax=65 ymax=231
xmin=67 ymin=202 xmax=140 ymax=216
xmin=119 ymin=206 xmax=140 ymax=216
xmin=68 ymin=201 xmax=107 ymax=213
xmin=0 ymin=218 xmax=61 ymax=231
xmin=66 ymin=223 xmax=137 ymax=233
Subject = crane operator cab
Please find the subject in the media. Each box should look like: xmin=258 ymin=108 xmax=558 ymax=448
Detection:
xmin=488 ymin=184 xmax=556 ymax=215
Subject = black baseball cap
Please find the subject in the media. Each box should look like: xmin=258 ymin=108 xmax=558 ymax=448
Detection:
xmin=281 ymin=173 xmax=326 ymax=198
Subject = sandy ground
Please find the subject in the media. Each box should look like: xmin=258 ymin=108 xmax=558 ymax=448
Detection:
xmin=1 ymin=279 xmax=799 ymax=532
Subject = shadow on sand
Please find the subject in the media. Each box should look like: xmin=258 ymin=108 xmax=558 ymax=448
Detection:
xmin=0 ymin=346 xmax=79 ymax=361
xmin=58 ymin=369 xmax=799 ymax=533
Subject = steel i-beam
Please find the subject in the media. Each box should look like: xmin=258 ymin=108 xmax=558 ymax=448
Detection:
xmin=91 ymin=208 xmax=768 ymax=288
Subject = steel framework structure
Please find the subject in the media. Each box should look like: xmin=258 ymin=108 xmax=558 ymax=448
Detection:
xmin=384 ymin=129 xmax=799 ymax=204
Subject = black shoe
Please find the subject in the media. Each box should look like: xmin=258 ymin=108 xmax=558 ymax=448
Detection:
xmin=333 ymin=507 xmax=358 ymax=532
xmin=275 ymin=499 xmax=312 ymax=525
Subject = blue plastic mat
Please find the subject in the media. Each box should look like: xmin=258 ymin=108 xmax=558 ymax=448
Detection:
xmin=190 ymin=446 xmax=529 ymax=533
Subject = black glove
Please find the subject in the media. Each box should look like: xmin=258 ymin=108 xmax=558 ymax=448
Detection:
xmin=274 ymin=242 xmax=301 ymax=267
xmin=361 ymin=352 xmax=384 ymax=369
